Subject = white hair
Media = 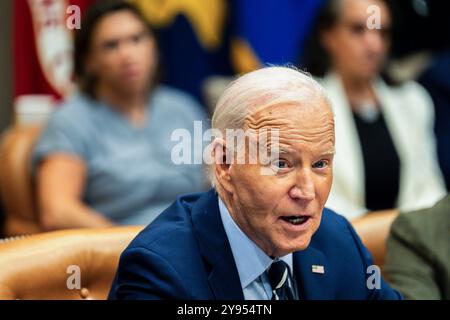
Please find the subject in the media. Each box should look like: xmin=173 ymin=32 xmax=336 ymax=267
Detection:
xmin=212 ymin=66 xmax=331 ymax=132
xmin=209 ymin=65 xmax=332 ymax=185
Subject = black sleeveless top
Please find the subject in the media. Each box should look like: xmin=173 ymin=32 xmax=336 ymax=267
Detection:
xmin=352 ymin=109 xmax=401 ymax=211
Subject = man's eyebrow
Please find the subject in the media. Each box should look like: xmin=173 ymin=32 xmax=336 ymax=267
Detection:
xmin=321 ymin=147 xmax=336 ymax=156
xmin=265 ymin=146 xmax=293 ymax=155
xmin=278 ymin=147 xmax=293 ymax=154
xmin=263 ymin=146 xmax=336 ymax=156
xmin=266 ymin=144 xmax=292 ymax=153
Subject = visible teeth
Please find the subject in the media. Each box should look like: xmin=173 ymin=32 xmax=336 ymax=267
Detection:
xmin=283 ymin=216 xmax=308 ymax=225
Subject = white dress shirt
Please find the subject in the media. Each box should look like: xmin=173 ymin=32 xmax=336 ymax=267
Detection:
xmin=218 ymin=197 xmax=296 ymax=300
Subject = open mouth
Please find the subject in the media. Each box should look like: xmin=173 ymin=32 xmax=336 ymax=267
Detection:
xmin=280 ymin=216 xmax=310 ymax=226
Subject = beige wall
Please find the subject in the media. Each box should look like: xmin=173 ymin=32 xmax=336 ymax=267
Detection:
xmin=0 ymin=0 xmax=13 ymax=132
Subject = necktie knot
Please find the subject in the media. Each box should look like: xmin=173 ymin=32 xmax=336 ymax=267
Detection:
xmin=268 ymin=260 xmax=289 ymax=290
xmin=267 ymin=260 xmax=298 ymax=300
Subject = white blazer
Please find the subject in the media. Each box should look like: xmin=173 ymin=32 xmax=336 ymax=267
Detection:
xmin=319 ymin=72 xmax=447 ymax=220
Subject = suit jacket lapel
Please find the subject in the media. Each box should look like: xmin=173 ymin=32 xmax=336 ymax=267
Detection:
xmin=293 ymin=245 xmax=333 ymax=300
xmin=190 ymin=189 xmax=244 ymax=300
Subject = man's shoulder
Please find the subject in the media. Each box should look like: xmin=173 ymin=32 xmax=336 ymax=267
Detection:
xmin=316 ymin=208 xmax=353 ymax=238
xmin=311 ymin=208 xmax=366 ymax=263
xmin=125 ymin=191 xmax=206 ymax=254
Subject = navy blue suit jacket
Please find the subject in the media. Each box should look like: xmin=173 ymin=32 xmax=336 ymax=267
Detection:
xmin=108 ymin=189 xmax=402 ymax=300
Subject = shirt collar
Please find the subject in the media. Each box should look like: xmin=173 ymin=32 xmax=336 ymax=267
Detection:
xmin=218 ymin=196 xmax=293 ymax=289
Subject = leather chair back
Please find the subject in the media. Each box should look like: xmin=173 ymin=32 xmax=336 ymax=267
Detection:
xmin=0 ymin=226 xmax=143 ymax=299
xmin=0 ymin=125 xmax=42 ymax=236
xmin=351 ymin=211 xmax=399 ymax=269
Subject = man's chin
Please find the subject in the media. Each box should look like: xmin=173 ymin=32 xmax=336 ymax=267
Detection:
xmin=272 ymin=237 xmax=313 ymax=257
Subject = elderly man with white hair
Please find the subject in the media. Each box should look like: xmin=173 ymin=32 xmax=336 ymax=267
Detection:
xmin=108 ymin=66 xmax=402 ymax=300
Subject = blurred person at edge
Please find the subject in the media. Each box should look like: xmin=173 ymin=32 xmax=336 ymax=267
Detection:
xmin=385 ymin=195 xmax=450 ymax=300
xmin=301 ymin=0 xmax=446 ymax=220
xmin=32 ymin=0 xmax=209 ymax=230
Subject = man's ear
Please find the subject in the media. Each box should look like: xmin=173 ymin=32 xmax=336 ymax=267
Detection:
xmin=212 ymin=138 xmax=234 ymax=194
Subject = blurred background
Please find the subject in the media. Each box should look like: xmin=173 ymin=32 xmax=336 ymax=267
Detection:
xmin=3 ymin=0 xmax=449 ymax=126
xmin=1 ymin=0 xmax=450 ymax=236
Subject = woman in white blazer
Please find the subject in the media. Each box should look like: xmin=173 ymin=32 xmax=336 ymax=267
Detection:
xmin=302 ymin=0 xmax=446 ymax=219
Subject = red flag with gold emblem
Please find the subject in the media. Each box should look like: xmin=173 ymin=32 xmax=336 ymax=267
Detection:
xmin=14 ymin=0 xmax=95 ymax=101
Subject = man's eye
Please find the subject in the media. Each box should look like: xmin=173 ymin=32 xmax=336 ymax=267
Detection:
xmin=313 ymin=160 xmax=328 ymax=169
xmin=272 ymin=159 xmax=290 ymax=169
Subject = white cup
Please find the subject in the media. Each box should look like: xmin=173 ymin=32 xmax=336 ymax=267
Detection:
xmin=14 ymin=94 xmax=56 ymax=125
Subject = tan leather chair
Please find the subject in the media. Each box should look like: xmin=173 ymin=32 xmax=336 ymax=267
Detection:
xmin=0 ymin=226 xmax=143 ymax=300
xmin=0 ymin=125 xmax=43 ymax=237
xmin=0 ymin=211 xmax=397 ymax=300
xmin=351 ymin=210 xmax=399 ymax=270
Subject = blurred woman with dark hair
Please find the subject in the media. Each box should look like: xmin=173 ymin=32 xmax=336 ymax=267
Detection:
xmin=301 ymin=0 xmax=446 ymax=219
xmin=32 ymin=0 xmax=208 ymax=230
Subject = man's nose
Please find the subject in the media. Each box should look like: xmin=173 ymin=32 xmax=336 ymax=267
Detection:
xmin=289 ymin=170 xmax=315 ymax=201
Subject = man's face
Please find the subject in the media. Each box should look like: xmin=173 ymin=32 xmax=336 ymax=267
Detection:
xmin=322 ymin=0 xmax=391 ymax=81
xmin=218 ymin=101 xmax=335 ymax=257
xmin=86 ymin=10 xmax=157 ymax=95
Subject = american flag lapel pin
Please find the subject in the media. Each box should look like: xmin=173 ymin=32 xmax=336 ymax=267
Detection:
xmin=312 ymin=265 xmax=325 ymax=274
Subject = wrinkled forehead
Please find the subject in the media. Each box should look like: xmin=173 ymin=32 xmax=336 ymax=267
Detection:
xmin=244 ymin=100 xmax=334 ymax=132
xmin=241 ymin=102 xmax=335 ymax=154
